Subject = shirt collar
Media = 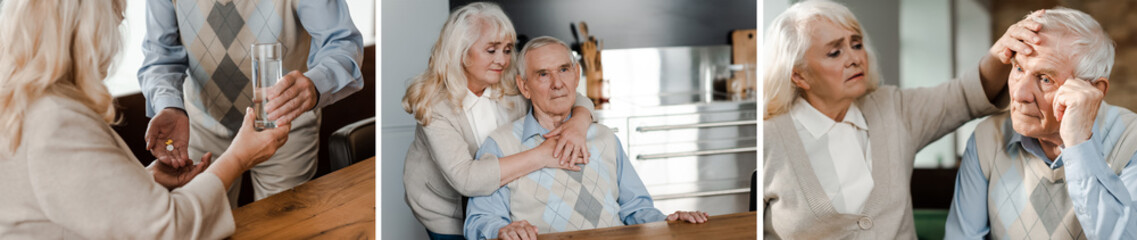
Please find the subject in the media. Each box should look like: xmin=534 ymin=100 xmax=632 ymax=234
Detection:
xmin=521 ymin=107 xmax=573 ymax=142
xmin=1001 ymin=113 xmax=1109 ymax=169
xmin=462 ymin=88 xmax=493 ymax=112
xmin=789 ymin=97 xmax=869 ymax=138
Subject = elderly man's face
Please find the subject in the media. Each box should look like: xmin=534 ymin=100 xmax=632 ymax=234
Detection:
xmin=518 ymin=44 xmax=579 ymax=117
xmin=1007 ymin=30 xmax=1078 ymax=139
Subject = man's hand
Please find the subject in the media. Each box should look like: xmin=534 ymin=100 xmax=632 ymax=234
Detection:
xmin=1054 ymin=78 xmax=1104 ymax=147
xmin=148 ymin=152 xmax=212 ymax=190
xmin=145 ymin=108 xmax=191 ymax=168
xmin=266 ymin=70 xmax=318 ymax=126
xmin=497 ymin=220 xmax=539 ymax=240
xmin=667 ymin=210 xmax=710 ymax=223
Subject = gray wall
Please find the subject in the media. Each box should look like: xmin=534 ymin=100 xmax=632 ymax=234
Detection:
xmin=380 ymin=0 xmax=448 ymax=239
xmin=451 ymin=0 xmax=757 ymax=49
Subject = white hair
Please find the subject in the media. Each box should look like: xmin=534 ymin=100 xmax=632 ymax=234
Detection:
xmin=516 ymin=36 xmax=575 ymax=80
xmin=762 ymin=0 xmax=882 ymax=119
xmin=1029 ymin=8 xmax=1114 ymax=81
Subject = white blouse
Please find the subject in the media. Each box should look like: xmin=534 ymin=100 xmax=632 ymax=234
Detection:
xmin=789 ymin=98 xmax=874 ymax=214
xmin=463 ymin=88 xmax=509 ymax=146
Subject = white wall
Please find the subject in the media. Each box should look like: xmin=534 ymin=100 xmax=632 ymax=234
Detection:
xmin=379 ymin=0 xmax=448 ymax=239
xmin=953 ymin=0 xmax=994 ymax=157
xmin=900 ymin=0 xmax=955 ymax=168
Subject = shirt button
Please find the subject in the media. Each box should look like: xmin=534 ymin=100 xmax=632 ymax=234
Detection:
xmin=858 ymin=217 xmax=873 ymax=230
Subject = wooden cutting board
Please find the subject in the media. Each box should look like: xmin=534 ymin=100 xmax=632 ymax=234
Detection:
xmin=731 ymin=29 xmax=757 ymax=94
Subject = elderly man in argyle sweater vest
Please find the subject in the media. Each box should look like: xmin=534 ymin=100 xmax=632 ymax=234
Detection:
xmin=138 ymin=0 xmax=363 ymax=207
xmin=462 ymin=36 xmax=709 ymax=240
xmin=946 ymin=8 xmax=1137 ymax=240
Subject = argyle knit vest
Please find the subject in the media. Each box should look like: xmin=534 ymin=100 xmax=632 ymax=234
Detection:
xmin=973 ymin=105 xmax=1137 ymax=239
xmin=486 ymin=119 xmax=624 ymax=233
xmin=173 ymin=0 xmax=310 ymax=134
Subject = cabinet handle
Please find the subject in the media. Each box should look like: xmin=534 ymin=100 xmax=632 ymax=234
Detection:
xmin=652 ymin=188 xmax=750 ymax=200
xmin=635 ymin=120 xmax=757 ymax=132
xmin=636 ymin=147 xmax=757 ymax=160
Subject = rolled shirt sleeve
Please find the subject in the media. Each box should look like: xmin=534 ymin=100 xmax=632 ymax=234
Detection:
xmin=138 ymin=0 xmax=189 ymax=117
xmin=1061 ymin=140 xmax=1137 ymax=240
xmin=613 ymin=137 xmax=667 ymax=225
xmin=944 ymin=134 xmax=992 ymax=239
xmin=296 ymin=0 xmax=365 ymax=109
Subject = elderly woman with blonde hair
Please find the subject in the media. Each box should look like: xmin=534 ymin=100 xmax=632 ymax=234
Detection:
xmin=762 ymin=0 xmax=1047 ymax=238
xmin=0 ymin=0 xmax=290 ymax=238
xmin=401 ymin=2 xmax=596 ymax=239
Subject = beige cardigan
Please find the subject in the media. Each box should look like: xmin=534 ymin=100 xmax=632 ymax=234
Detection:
xmin=403 ymin=90 xmax=593 ymax=235
xmin=763 ymin=70 xmax=1004 ymax=239
xmin=0 ymin=94 xmax=233 ymax=239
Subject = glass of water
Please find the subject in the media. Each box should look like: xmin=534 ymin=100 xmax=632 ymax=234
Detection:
xmin=251 ymin=43 xmax=282 ymax=131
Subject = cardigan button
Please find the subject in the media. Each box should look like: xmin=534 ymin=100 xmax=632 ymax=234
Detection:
xmin=858 ymin=217 xmax=873 ymax=230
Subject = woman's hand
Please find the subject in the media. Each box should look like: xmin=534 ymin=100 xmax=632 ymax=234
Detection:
xmin=544 ymin=113 xmax=591 ymax=166
xmin=227 ymin=107 xmax=292 ymax=169
xmin=497 ymin=220 xmax=539 ymax=240
xmin=667 ymin=210 xmax=710 ymax=223
xmin=148 ymin=152 xmax=212 ymax=190
xmin=533 ymin=136 xmax=581 ymax=171
xmin=980 ymin=9 xmax=1045 ymax=102
xmin=988 ymin=10 xmax=1045 ymax=64
xmin=207 ymin=108 xmax=292 ymax=189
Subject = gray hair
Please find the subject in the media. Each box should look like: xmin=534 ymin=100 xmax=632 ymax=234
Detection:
xmin=516 ymin=36 xmax=575 ymax=80
xmin=1029 ymin=8 xmax=1114 ymax=81
xmin=762 ymin=0 xmax=882 ymax=119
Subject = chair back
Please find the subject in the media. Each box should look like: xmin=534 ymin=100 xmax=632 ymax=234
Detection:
xmin=329 ymin=117 xmax=375 ymax=172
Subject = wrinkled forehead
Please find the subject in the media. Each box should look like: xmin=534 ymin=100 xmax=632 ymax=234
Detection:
xmin=1016 ymin=30 xmax=1078 ymax=77
xmin=524 ymin=44 xmax=572 ymax=71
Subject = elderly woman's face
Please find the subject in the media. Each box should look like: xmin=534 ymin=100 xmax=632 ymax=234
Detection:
xmin=794 ymin=19 xmax=868 ymax=103
xmin=463 ymin=22 xmax=513 ymax=92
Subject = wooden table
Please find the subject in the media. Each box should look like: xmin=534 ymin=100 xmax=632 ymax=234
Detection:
xmin=529 ymin=211 xmax=756 ymax=240
xmin=231 ymin=157 xmax=375 ymax=239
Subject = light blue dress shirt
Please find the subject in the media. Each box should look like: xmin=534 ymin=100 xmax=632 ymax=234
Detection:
xmin=945 ymin=113 xmax=1137 ymax=239
xmin=137 ymin=0 xmax=363 ymax=117
xmin=463 ymin=109 xmax=666 ymax=240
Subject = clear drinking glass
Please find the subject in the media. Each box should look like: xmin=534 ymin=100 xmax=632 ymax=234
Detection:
xmin=251 ymin=43 xmax=283 ymax=131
